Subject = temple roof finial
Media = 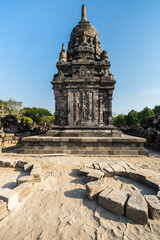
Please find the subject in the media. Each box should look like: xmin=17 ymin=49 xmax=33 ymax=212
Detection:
xmin=81 ymin=4 xmax=87 ymax=22
xmin=62 ymin=43 xmax=65 ymax=50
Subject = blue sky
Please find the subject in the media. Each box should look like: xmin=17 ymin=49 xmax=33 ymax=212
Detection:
xmin=0 ymin=0 xmax=160 ymax=115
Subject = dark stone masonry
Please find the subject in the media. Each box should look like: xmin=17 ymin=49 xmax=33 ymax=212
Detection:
xmin=21 ymin=5 xmax=147 ymax=155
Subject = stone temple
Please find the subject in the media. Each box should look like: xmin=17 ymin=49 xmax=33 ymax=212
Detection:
xmin=21 ymin=5 xmax=147 ymax=155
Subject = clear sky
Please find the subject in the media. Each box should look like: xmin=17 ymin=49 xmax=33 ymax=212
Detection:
xmin=0 ymin=0 xmax=160 ymax=115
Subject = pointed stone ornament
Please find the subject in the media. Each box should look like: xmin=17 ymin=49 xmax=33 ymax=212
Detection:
xmin=59 ymin=43 xmax=67 ymax=62
xmin=62 ymin=43 xmax=65 ymax=50
xmin=81 ymin=4 xmax=87 ymax=22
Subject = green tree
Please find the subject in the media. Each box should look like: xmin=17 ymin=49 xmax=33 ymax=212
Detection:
xmin=153 ymin=105 xmax=160 ymax=116
xmin=0 ymin=98 xmax=22 ymax=116
xmin=126 ymin=110 xmax=139 ymax=126
xmin=20 ymin=107 xmax=52 ymax=124
xmin=139 ymin=107 xmax=154 ymax=126
xmin=113 ymin=114 xmax=127 ymax=126
xmin=38 ymin=116 xmax=55 ymax=125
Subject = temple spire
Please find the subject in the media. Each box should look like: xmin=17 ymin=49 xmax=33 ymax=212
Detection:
xmin=62 ymin=43 xmax=65 ymax=50
xmin=81 ymin=5 xmax=87 ymax=22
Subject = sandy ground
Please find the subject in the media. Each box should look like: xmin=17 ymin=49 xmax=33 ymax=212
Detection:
xmin=0 ymin=154 xmax=160 ymax=240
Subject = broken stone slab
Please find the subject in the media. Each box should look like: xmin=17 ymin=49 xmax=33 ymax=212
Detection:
xmin=86 ymin=169 xmax=105 ymax=182
xmin=142 ymin=169 xmax=160 ymax=180
xmin=117 ymin=161 xmax=134 ymax=178
xmin=125 ymin=162 xmax=142 ymax=171
xmin=4 ymin=159 xmax=18 ymax=168
xmin=92 ymin=163 xmax=101 ymax=170
xmin=14 ymin=182 xmax=33 ymax=202
xmin=157 ymin=190 xmax=160 ymax=200
xmin=83 ymin=163 xmax=94 ymax=169
xmin=32 ymin=163 xmax=41 ymax=168
xmin=79 ymin=167 xmax=96 ymax=176
xmin=30 ymin=167 xmax=42 ymax=182
xmin=145 ymin=195 xmax=160 ymax=220
xmin=108 ymin=162 xmax=126 ymax=177
xmin=17 ymin=160 xmax=28 ymax=168
xmin=18 ymin=175 xmax=34 ymax=185
xmin=145 ymin=176 xmax=160 ymax=191
xmin=128 ymin=169 xmax=146 ymax=184
xmin=98 ymin=188 xmax=129 ymax=215
xmin=24 ymin=163 xmax=33 ymax=172
xmin=86 ymin=180 xmax=107 ymax=200
xmin=0 ymin=188 xmax=19 ymax=211
xmin=126 ymin=193 xmax=148 ymax=224
xmin=0 ymin=200 xmax=9 ymax=221
xmin=0 ymin=160 xmax=6 ymax=167
xmin=98 ymin=162 xmax=114 ymax=177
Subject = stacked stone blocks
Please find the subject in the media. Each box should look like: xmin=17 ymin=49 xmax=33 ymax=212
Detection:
xmin=80 ymin=161 xmax=160 ymax=224
xmin=0 ymin=159 xmax=42 ymax=221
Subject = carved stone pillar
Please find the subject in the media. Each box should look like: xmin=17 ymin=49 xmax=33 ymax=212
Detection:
xmin=99 ymin=94 xmax=104 ymax=126
xmin=68 ymin=90 xmax=74 ymax=125
xmin=89 ymin=92 xmax=92 ymax=121
xmin=94 ymin=90 xmax=99 ymax=124
xmin=108 ymin=92 xmax=113 ymax=125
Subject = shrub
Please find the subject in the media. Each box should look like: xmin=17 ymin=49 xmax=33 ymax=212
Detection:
xmin=20 ymin=116 xmax=33 ymax=125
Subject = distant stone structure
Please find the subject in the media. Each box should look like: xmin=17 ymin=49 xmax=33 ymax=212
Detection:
xmin=21 ymin=5 xmax=147 ymax=155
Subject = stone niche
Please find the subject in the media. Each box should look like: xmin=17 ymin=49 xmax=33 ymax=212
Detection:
xmin=21 ymin=5 xmax=147 ymax=155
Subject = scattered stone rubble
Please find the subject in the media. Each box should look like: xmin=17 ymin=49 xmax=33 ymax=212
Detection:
xmin=0 ymin=159 xmax=42 ymax=221
xmin=80 ymin=161 xmax=160 ymax=224
xmin=119 ymin=116 xmax=160 ymax=152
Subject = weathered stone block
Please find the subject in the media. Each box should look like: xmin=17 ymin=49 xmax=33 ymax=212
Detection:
xmin=86 ymin=169 xmax=104 ymax=182
xmin=17 ymin=160 xmax=28 ymax=168
xmin=86 ymin=180 xmax=107 ymax=200
xmin=146 ymin=176 xmax=160 ymax=190
xmin=157 ymin=190 xmax=160 ymax=200
xmin=98 ymin=188 xmax=129 ymax=215
xmin=14 ymin=182 xmax=33 ymax=202
xmin=30 ymin=167 xmax=42 ymax=182
xmin=126 ymin=194 xmax=148 ymax=224
xmin=129 ymin=170 xmax=146 ymax=184
xmin=145 ymin=195 xmax=160 ymax=220
xmin=98 ymin=162 xmax=114 ymax=177
xmin=4 ymin=159 xmax=18 ymax=168
xmin=32 ymin=163 xmax=41 ymax=168
xmin=108 ymin=162 xmax=126 ymax=177
xmin=24 ymin=163 xmax=33 ymax=172
xmin=18 ymin=176 xmax=34 ymax=185
xmin=0 ymin=188 xmax=19 ymax=211
xmin=0 ymin=200 xmax=9 ymax=221
xmin=79 ymin=167 xmax=94 ymax=176
xmin=0 ymin=160 xmax=5 ymax=167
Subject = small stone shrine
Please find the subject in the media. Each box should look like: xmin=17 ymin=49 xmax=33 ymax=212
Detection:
xmin=21 ymin=5 xmax=147 ymax=155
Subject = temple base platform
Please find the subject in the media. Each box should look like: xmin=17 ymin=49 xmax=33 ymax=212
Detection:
xmin=20 ymin=129 xmax=148 ymax=155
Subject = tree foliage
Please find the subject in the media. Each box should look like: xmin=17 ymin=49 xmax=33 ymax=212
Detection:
xmin=126 ymin=110 xmax=139 ymax=126
xmin=38 ymin=116 xmax=55 ymax=125
xmin=138 ymin=107 xmax=154 ymax=126
xmin=20 ymin=116 xmax=34 ymax=125
xmin=20 ymin=107 xmax=52 ymax=124
xmin=0 ymin=98 xmax=22 ymax=116
xmin=113 ymin=114 xmax=127 ymax=126
xmin=153 ymin=105 xmax=160 ymax=116
xmin=113 ymin=107 xmax=156 ymax=126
